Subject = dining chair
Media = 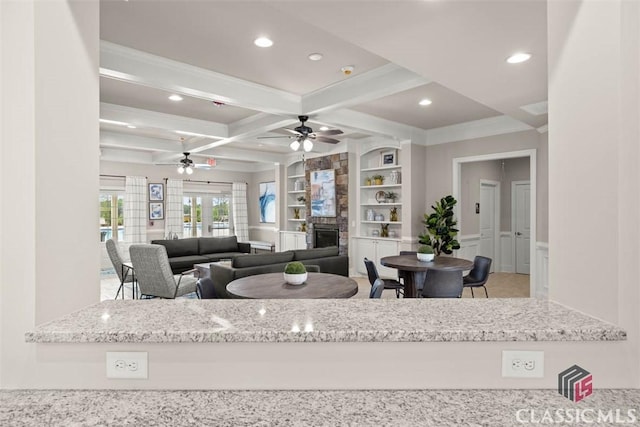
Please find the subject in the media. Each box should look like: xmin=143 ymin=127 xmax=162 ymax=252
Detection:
xmin=421 ymin=269 xmax=463 ymax=298
xmin=463 ymin=256 xmax=492 ymax=298
xmin=364 ymin=258 xmax=404 ymax=298
xmin=105 ymin=239 xmax=135 ymax=299
xmin=129 ymin=244 xmax=200 ymax=299
xmin=369 ymin=278 xmax=385 ymax=298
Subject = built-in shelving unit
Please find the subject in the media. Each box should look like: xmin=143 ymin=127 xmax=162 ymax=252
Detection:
xmin=354 ymin=147 xmax=404 ymax=278
xmin=280 ymin=160 xmax=308 ymax=251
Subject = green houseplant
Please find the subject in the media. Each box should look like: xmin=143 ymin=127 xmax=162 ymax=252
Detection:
xmin=284 ymin=261 xmax=307 ymax=285
xmin=417 ymin=245 xmax=435 ymax=262
xmin=418 ymin=195 xmax=461 ymax=256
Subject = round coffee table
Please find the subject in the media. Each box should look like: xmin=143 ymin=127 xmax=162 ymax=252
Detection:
xmin=226 ymin=272 xmax=358 ymax=299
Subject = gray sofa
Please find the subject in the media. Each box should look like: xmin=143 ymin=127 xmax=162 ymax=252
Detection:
xmin=209 ymin=247 xmax=348 ymax=298
xmin=150 ymin=236 xmax=251 ymax=274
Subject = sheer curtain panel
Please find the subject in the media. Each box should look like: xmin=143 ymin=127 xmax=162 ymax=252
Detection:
xmin=232 ymin=182 xmax=249 ymax=242
xmin=164 ymin=179 xmax=184 ymax=239
xmin=124 ymin=176 xmax=147 ymax=243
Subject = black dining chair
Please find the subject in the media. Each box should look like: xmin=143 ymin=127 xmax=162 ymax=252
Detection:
xmin=463 ymin=256 xmax=492 ymax=298
xmin=364 ymin=258 xmax=404 ymax=298
xmin=421 ymin=269 xmax=464 ymax=298
xmin=369 ymin=278 xmax=385 ymax=298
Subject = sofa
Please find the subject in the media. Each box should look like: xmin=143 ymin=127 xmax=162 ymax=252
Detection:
xmin=208 ymin=247 xmax=348 ymax=298
xmin=150 ymin=236 xmax=251 ymax=274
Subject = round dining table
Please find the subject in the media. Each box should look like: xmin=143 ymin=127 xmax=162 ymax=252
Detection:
xmin=226 ymin=272 xmax=358 ymax=299
xmin=380 ymin=255 xmax=474 ymax=298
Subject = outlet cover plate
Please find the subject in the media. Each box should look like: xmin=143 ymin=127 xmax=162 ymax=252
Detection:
xmin=502 ymin=350 xmax=544 ymax=378
xmin=106 ymin=351 xmax=148 ymax=379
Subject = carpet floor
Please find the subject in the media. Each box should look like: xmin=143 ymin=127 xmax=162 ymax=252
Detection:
xmin=101 ymin=271 xmax=529 ymax=301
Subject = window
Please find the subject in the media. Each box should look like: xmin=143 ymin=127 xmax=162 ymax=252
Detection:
xmin=183 ymin=196 xmax=202 ymax=237
xmin=99 ymin=192 xmax=124 ymax=242
xmin=211 ymin=193 xmax=231 ymax=237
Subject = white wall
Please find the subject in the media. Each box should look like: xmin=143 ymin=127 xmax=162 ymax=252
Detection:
xmin=548 ymin=0 xmax=639 ymax=378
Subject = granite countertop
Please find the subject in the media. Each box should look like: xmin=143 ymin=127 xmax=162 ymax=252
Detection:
xmin=2 ymin=389 xmax=640 ymax=426
xmin=25 ymin=299 xmax=626 ymax=344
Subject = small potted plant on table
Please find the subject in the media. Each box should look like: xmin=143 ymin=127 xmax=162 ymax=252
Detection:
xmin=284 ymin=261 xmax=308 ymax=285
xmin=417 ymin=245 xmax=435 ymax=262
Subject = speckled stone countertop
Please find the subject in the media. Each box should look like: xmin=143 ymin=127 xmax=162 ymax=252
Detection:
xmin=2 ymin=389 xmax=640 ymax=426
xmin=25 ymin=299 xmax=626 ymax=343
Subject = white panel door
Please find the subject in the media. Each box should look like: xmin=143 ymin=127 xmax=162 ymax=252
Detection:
xmin=514 ymin=183 xmax=531 ymax=274
xmin=479 ymin=183 xmax=497 ymax=272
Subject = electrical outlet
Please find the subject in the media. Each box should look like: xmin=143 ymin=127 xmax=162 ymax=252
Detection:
xmin=106 ymin=352 xmax=148 ymax=379
xmin=502 ymin=350 xmax=544 ymax=378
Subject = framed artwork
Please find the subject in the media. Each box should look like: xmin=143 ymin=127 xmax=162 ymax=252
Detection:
xmin=311 ymin=169 xmax=336 ymax=217
xmin=149 ymin=202 xmax=164 ymax=220
xmin=259 ymin=181 xmax=276 ymax=223
xmin=149 ymin=183 xmax=164 ymax=201
xmin=380 ymin=150 xmax=397 ymax=166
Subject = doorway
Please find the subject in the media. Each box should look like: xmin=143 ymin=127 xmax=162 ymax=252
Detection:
xmin=512 ymin=181 xmax=531 ymax=274
xmin=479 ymin=180 xmax=500 ymax=273
xmin=453 ymin=149 xmax=537 ymax=297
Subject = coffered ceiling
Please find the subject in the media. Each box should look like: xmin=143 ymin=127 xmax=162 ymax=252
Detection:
xmin=99 ymin=0 xmax=548 ymax=171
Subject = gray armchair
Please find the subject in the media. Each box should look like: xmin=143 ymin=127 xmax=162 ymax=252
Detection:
xmin=106 ymin=239 xmax=134 ymax=299
xmin=129 ymin=244 xmax=200 ymax=299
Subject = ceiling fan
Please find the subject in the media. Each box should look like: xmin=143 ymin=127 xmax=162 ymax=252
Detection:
xmin=258 ymin=115 xmax=343 ymax=152
xmin=157 ymin=152 xmax=213 ymax=175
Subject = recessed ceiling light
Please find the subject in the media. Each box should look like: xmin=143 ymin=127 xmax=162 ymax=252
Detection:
xmin=169 ymin=94 xmax=183 ymax=101
xmin=308 ymin=53 xmax=323 ymax=61
xmin=254 ymin=37 xmax=273 ymax=48
xmin=127 ymin=125 xmax=137 ymax=129
xmin=506 ymin=52 xmax=532 ymax=64
xmin=319 ymin=126 xmax=329 ymax=131
xmin=419 ymin=98 xmax=432 ymax=106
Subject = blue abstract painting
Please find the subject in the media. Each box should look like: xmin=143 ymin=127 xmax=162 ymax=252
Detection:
xmin=311 ymin=169 xmax=336 ymax=217
xmin=259 ymin=181 xmax=276 ymax=223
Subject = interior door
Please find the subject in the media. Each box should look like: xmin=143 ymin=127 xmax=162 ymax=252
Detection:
xmin=479 ymin=182 xmax=497 ymax=272
xmin=514 ymin=182 xmax=531 ymax=274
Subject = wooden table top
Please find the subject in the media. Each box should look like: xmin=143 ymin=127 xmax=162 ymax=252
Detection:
xmin=380 ymin=255 xmax=474 ymax=272
xmin=226 ymin=272 xmax=358 ymax=299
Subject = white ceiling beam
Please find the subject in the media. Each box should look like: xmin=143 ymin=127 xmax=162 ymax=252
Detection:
xmin=316 ymin=109 xmax=424 ymax=141
xmin=100 ymin=131 xmax=179 ymax=153
xmin=424 ymin=115 xmax=533 ymax=146
xmin=100 ymin=41 xmax=300 ymax=116
xmin=302 ymin=64 xmax=430 ymax=114
xmin=185 ymin=114 xmax=298 ymax=154
xmin=100 ymin=147 xmax=154 ymax=164
xmin=101 ymin=102 xmax=228 ymax=139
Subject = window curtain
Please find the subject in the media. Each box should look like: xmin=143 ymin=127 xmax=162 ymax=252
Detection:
xmin=124 ymin=176 xmax=147 ymax=243
xmin=164 ymin=179 xmax=184 ymax=239
xmin=232 ymin=182 xmax=249 ymax=242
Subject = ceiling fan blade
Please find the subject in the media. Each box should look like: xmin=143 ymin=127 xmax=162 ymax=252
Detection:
xmin=315 ymin=129 xmax=343 ymax=136
xmin=283 ymin=128 xmax=302 ymax=135
xmin=314 ymin=136 xmax=341 ymax=144
xmin=257 ymin=135 xmax=294 ymax=139
xmin=194 ymin=164 xmax=212 ymax=169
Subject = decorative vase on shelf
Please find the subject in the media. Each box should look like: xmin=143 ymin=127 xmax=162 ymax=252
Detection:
xmin=380 ymin=224 xmax=389 ymax=238
xmin=365 ymin=177 xmax=372 ymax=186
xmin=294 ymin=208 xmax=300 ymax=219
xmin=390 ymin=207 xmax=398 ymax=222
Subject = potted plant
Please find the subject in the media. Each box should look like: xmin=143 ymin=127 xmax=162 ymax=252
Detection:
xmin=385 ymin=191 xmax=398 ymax=203
xmin=284 ymin=261 xmax=308 ymax=285
xmin=417 ymin=245 xmax=435 ymax=262
xmin=372 ymin=174 xmax=384 ymax=185
xmin=418 ymin=195 xmax=461 ymax=256
xmin=297 ymin=195 xmax=306 ymax=204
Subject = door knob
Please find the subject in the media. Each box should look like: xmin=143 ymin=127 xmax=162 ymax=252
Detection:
xmin=516 ymin=232 xmax=522 ymax=236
